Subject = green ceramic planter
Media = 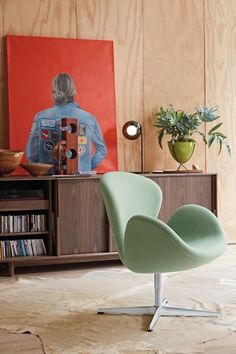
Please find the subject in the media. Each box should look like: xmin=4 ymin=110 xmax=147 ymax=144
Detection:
xmin=168 ymin=141 xmax=196 ymax=164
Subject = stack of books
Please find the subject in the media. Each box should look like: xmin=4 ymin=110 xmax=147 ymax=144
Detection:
xmin=0 ymin=239 xmax=47 ymax=259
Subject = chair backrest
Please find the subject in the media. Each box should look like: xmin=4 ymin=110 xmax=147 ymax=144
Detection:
xmin=100 ymin=172 xmax=162 ymax=260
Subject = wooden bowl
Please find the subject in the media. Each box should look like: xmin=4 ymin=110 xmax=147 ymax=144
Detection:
xmin=20 ymin=163 xmax=54 ymax=177
xmin=0 ymin=149 xmax=24 ymax=176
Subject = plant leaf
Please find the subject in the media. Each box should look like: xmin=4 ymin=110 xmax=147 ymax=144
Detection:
xmin=212 ymin=132 xmax=227 ymax=138
xmin=227 ymin=144 xmax=232 ymax=158
xmin=218 ymin=139 xmax=223 ymax=155
xmin=208 ymin=135 xmax=215 ymax=147
xmin=208 ymin=122 xmax=223 ymax=135
xmin=196 ymin=131 xmax=207 ymax=144
xmin=158 ymin=128 xmax=165 ymax=149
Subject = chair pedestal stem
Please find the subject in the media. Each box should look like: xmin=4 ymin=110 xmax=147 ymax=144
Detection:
xmin=154 ymin=273 xmax=162 ymax=307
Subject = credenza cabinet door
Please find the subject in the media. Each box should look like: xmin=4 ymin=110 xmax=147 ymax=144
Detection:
xmin=148 ymin=174 xmax=217 ymax=222
xmin=55 ymin=178 xmax=108 ymax=255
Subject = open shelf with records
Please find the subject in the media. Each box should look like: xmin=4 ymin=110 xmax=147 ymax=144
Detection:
xmin=0 ymin=176 xmax=53 ymax=276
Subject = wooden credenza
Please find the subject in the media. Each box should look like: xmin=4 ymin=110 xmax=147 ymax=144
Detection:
xmin=0 ymin=173 xmax=217 ymax=276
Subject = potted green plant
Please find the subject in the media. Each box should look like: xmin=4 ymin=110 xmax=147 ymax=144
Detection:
xmin=154 ymin=105 xmax=231 ymax=169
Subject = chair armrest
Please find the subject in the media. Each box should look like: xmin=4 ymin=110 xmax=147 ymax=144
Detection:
xmin=124 ymin=211 xmax=226 ymax=274
xmin=124 ymin=215 xmax=200 ymax=273
xmin=167 ymin=204 xmax=226 ymax=246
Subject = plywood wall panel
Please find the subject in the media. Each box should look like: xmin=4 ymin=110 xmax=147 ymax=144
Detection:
xmin=143 ymin=0 xmax=205 ymax=172
xmin=76 ymin=0 xmax=144 ymax=171
xmin=205 ymin=0 xmax=236 ymax=242
xmin=0 ymin=0 xmax=77 ymax=148
xmin=3 ymin=0 xmax=77 ymax=37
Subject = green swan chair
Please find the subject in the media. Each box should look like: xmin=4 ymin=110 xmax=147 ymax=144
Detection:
xmin=98 ymin=172 xmax=226 ymax=331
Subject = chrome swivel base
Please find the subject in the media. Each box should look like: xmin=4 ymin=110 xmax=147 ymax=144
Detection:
xmin=97 ymin=273 xmax=219 ymax=332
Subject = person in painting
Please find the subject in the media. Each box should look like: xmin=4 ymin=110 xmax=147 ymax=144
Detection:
xmin=26 ymin=72 xmax=107 ymax=172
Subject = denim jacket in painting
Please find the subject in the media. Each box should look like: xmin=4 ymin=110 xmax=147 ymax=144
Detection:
xmin=26 ymin=102 xmax=107 ymax=172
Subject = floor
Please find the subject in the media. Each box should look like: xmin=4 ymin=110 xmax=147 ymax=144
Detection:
xmin=0 ymin=328 xmax=44 ymax=354
xmin=0 ymin=247 xmax=235 ymax=354
xmin=0 ymin=262 xmax=117 ymax=354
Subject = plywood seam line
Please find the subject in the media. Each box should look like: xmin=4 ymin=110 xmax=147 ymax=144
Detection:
xmin=1 ymin=1 xmax=4 ymax=35
xmin=75 ymin=0 xmax=78 ymax=38
xmin=203 ymin=0 xmax=207 ymax=172
xmin=142 ymin=0 xmax=145 ymax=172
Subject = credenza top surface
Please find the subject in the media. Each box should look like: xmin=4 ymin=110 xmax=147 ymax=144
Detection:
xmin=0 ymin=172 xmax=217 ymax=182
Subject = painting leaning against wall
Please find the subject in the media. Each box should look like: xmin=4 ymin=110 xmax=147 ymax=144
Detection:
xmin=6 ymin=34 xmax=118 ymax=174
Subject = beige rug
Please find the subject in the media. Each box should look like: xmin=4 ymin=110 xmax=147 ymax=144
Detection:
xmin=0 ymin=245 xmax=236 ymax=354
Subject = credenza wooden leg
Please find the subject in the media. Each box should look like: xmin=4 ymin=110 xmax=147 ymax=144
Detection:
xmin=7 ymin=262 xmax=15 ymax=277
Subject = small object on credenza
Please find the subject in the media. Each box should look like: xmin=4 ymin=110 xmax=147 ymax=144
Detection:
xmin=192 ymin=164 xmax=200 ymax=170
xmin=20 ymin=163 xmax=54 ymax=177
xmin=74 ymin=171 xmax=97 ymax=177
xmin=161 ymin=169 xmax=203 ymax=174
xmin=0 ymin=149 xmax=24 ymax=176
xmin=52 ymin=118 xmax=78 ymax=175
xmin=52 ymin=171 xmax=97 ymax=178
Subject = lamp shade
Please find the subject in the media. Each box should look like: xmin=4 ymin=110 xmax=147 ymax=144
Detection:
xmin=122 ymin=121 xmax=144 ymax=172
xmin=122 ymin=121 xmax=142 ymax=140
